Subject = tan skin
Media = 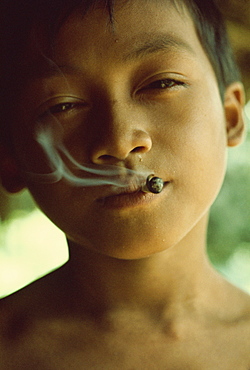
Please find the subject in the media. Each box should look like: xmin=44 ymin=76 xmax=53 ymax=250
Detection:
xmin=0 ymin=1 xmax=250 ymax=369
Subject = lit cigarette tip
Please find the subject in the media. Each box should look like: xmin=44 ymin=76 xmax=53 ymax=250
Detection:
xmin=142 ymin=175 xmax=164 ymax=194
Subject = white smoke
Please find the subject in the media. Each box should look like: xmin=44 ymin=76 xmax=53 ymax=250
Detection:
xmin=25 ymin=123 xmax=149 ymax=189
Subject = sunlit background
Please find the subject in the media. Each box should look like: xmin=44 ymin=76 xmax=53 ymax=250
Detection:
xmin=0 ymin=0 xmax=250 ymax=298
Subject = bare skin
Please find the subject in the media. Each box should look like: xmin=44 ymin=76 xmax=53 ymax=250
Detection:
xmin=0 ymin=1 xmax=250 ymax=368
xmin=1 ymin=234 xmax=250 ymax=369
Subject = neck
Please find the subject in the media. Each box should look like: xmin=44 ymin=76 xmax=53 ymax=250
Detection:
xmin=63 ymin=215 xmax=220 ymax=317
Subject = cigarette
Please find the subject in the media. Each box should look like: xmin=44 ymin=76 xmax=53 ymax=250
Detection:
xmin=142 ymin=175 xmax=164 ymax=194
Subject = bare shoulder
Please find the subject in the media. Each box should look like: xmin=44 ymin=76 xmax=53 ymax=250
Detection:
xmin=237 ymin=289 xmax=250 ymax=338
xmin=222 ymin=280 xmax=250 ymax=328
xmin=0 ymin=267 xmax=66 ymax=340
xmin=0 ymin=268 xmax=71 ymax=368
xmin=0 ymin=272 xmax=250 ymax=369
xmin=218 ymin=282 xmax=250 ymax=363
xmin=230 ymin=290 xmax=250 ymax=368
xmin=0 ymin=278 xmax=45 ymax=338
xmin=0 ymin=281 xmax=39 ymax=367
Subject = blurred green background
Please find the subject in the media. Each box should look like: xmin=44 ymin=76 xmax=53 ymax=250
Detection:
xmin=0 ymin=0 xmax=250 ymax=297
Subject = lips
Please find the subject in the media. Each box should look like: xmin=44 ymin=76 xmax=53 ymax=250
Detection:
xmin=96 ymin=182 xmax=168 ymax=209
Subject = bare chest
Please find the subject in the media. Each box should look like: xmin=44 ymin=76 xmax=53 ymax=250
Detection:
xmin=1 ymin=321 xmax=250 ymax=370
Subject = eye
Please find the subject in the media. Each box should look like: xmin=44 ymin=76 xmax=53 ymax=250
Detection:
xmin=48 ymin=102 xmax=77 ymax=114
xmin=37 ymin=99 xmax=87 ymax=121
xmin=145 ymin=78 xmax=186 ymax=90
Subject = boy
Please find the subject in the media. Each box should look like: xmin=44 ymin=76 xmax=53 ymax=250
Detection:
xmin=0 ymin=0 xmax=250 ymax=368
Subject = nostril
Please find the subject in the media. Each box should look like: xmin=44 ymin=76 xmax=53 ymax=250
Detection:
xmin=96 ymin=153 xmax=127 ymax=164
xmin=99 ymin=155 xmax=112 ymax=160
xmin=131 ymin=146 xmax=148 ymax=154
xmin=98 ymin=154 xmax=117 ymax=162
xmin=91 ymin=129 xmax=152 ymax=164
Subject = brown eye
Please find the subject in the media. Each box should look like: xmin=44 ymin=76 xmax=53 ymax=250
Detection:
xmin=49 ymin=102 xmax=76 ymax=114
xmin=147 ymin=79 xmax=185 ymax=89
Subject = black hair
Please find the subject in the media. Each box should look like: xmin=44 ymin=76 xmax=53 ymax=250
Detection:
xmin=182 ymin=0 xmax=240 ymax=95
xmin=0 ymin=0 xmax=240 ymax=143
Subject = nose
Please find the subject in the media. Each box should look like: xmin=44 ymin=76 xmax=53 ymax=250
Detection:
xmin=90 ymin=101 xmax=152 ymax=165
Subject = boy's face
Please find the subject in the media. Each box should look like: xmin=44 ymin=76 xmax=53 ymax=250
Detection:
xmin=6 ymin=0 xmax=241 ymax=258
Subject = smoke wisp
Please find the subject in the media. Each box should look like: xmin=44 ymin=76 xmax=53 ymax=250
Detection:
xmin=25 ymin=123 xmax=149 ymax=189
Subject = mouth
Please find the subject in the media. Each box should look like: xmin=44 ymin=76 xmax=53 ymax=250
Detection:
xmin=96 ymin=181 xmax=169 ymax=209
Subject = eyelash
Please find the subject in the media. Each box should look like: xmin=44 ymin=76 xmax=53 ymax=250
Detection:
xmin=48 ymin=102 xmax=78 ymax=114
xmin=40 ymin=78 xmax=186 ymax=118
xmin=142 ymin=78 xmax=187 ymax=91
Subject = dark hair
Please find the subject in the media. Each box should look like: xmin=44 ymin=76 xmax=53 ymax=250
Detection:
xmin=182 ymin=0 xmax=240 ymax=95
xmin=0 ymin=0 xmax=240 ymax=143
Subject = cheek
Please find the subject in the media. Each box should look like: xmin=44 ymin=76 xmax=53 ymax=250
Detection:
xmin=155 ymin=81 xmax=227 ymax=164
xmin=154 ymin=90 xmax=227 ymax=207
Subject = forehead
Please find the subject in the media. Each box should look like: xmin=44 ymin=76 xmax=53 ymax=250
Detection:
xmin=61 ymin=0 xmax=190 ymax=40
xmin=20 ymin=0 xmax=216 ymax=89
xmin=47 ymin=0 xmax=207 ymax=68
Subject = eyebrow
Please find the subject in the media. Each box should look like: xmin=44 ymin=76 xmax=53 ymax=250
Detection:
xmin=122 ymin=33 xmax=196 ymax=62
xmin=25 ymin=33 xmax=196 ymax=80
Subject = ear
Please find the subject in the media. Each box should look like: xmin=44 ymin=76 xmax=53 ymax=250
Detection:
xmin=0 ymin=145 xmax=26 ymax=193
xmin=224 ymin=82 xmax=246 ymax=147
